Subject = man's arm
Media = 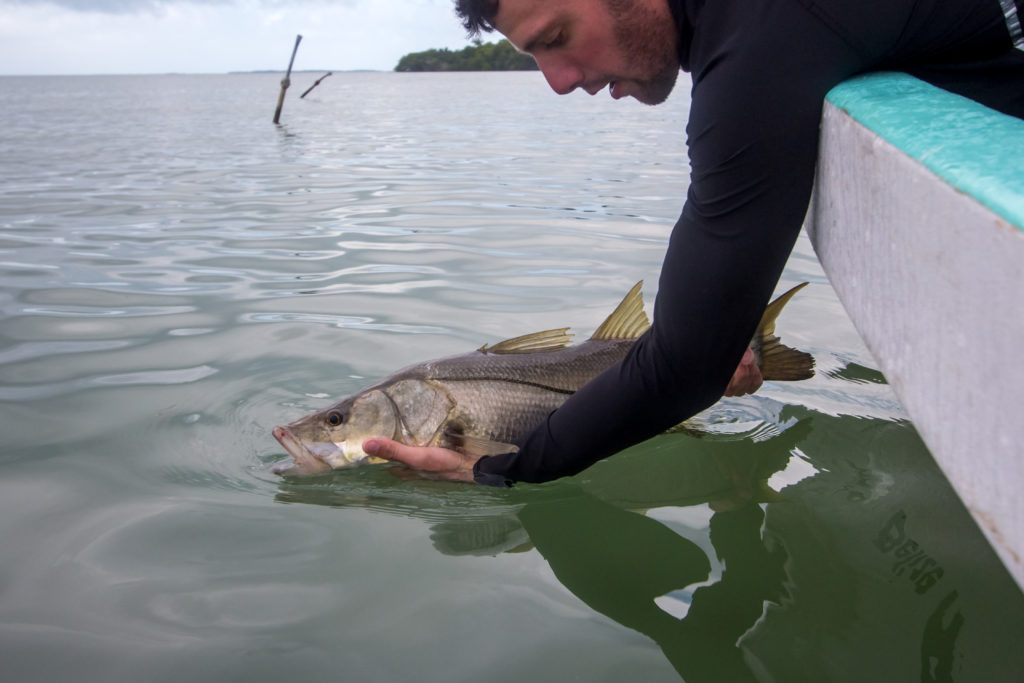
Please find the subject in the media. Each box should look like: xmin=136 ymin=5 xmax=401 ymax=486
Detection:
xmin=376 ymin=3 xmax=861 ymax=486
xmin=464 ymin=12 xmax=861 ymax=485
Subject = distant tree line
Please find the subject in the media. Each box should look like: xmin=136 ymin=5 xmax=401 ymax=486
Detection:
xmin=394 ymin=39 xmax=538 ymax=72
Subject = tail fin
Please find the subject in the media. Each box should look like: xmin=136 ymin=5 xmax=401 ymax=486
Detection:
xmin=754 ymin=283 xmax=815 ymax=381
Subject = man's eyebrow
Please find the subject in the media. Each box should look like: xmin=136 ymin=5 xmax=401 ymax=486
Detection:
xmin=520 ymin=21 xmax=558 ymax=54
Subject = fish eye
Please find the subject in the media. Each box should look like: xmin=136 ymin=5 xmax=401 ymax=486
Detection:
xmin=326 ymin=411 xmax=345 ymax=427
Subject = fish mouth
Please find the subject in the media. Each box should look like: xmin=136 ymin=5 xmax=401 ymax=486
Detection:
xmin=272 ymin=425 xmax=332 ymax=476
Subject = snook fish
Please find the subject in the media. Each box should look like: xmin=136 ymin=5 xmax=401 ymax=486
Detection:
xmin=272 ymin=282 xmax=814 ymax=475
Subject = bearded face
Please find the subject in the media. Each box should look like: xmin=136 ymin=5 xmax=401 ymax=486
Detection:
xmin=603 ymin=0 xmax=680 ymax=105
xmin=494 ymin=0 xmax=681 ymax=104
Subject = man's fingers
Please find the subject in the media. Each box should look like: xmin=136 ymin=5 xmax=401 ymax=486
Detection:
xmin=363 ymin=438 xmax=477 ymax=482
xmin=364 ymin=438 xmax=432 ymax=468
xmin=724 ymin=348 xmax=764 ymax=396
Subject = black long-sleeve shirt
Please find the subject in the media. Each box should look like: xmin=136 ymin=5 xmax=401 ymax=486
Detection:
xmin=474 ymin=0 xmax=1024 ymax=486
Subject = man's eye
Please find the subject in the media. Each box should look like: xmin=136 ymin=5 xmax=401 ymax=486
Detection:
xmin=548 ymin=33 xmax=565 ymax=48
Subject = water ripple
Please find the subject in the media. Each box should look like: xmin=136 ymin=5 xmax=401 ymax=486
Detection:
xmin=0 ymin=365 xmax=218 ymax=402
xmin=2 ymin=72 xmax=1018 ymax=683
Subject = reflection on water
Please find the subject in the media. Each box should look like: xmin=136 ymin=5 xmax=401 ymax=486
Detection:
xmin=1 ymin=73 xmax=1021 ymax=682
xmin=278 ymin=404 xmax=1023 ymax=682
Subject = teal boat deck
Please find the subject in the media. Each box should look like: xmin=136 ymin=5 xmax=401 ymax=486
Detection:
xmin=825 ymin=73 xmax=1024 ymax=230
xmin=806 ymin=72 xmax=1024 ymax=590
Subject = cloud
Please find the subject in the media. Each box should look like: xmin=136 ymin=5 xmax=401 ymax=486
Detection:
xmin=3 ymin=0 xmax=210 ymax=13
xmin=0 ymin=0 xmax=471 ymax=74
xmin=2 ymin=0 xmax=359 ymax=15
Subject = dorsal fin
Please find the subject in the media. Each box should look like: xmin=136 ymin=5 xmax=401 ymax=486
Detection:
xmin=591 ymin=281 xmax=650 ymax=340
xmin=478 ymin=328 xmax=574 ymax=355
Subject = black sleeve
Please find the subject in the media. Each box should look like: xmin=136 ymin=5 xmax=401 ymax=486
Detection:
xmin=473 ymin=2 xmax=866 ymax=487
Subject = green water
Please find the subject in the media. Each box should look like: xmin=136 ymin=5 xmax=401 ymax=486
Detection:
xmin=0 ymin=72 xmax=1020 ymax=682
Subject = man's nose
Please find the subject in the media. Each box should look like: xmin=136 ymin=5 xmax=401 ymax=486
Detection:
xmin=537 ymin=57 xmax=584 ymax=95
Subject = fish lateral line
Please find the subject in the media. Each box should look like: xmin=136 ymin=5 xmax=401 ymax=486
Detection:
xmin=432 ymin=375 xmax=578 ymax=395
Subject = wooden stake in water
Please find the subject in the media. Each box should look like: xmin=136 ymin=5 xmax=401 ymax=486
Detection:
xmin=272 ymin=34 xmax=303 ymax=124
xmin=300 ymin=72 xmax=332 ymax=99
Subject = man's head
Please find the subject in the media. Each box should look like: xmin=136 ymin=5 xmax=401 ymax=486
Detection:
xmin=455 ymin=0 xmax=680 ymax=105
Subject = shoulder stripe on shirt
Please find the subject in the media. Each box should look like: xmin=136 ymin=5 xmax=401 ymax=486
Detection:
xmin=1000 ymin=0 xmax=1024 ymax=51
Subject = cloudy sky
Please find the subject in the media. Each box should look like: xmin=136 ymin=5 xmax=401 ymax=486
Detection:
xmin=0 ymin=0 xmax=478 ymax=75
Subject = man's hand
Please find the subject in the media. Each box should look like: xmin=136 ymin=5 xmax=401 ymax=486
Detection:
xmin=363 ymin=438 xmax=479 ymax=483
xmin=724 ymin=348 xmax=763 ymax=397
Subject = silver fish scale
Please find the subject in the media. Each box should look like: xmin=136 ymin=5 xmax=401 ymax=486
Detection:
xmin=443 ymin=379 xmax=567 ymax=443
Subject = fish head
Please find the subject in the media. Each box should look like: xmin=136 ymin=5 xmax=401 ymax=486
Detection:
xmin=272 ymin=389 xmax=399 ymax=475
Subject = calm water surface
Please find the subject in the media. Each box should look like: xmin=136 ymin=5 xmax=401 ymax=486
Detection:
xmin=0 ymin=72 xmax=1020 ymax=682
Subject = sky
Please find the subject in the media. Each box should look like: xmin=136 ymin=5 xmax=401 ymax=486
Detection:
xmin=0 ymin=0 xmax=478 ymax=75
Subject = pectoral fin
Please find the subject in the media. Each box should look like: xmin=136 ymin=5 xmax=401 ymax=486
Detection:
xmin=445 ymin=430 xmax=520 ymax=457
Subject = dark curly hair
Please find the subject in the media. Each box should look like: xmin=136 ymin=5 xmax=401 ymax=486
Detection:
xmin=454 ymin=0 xmax=501 ymax=36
